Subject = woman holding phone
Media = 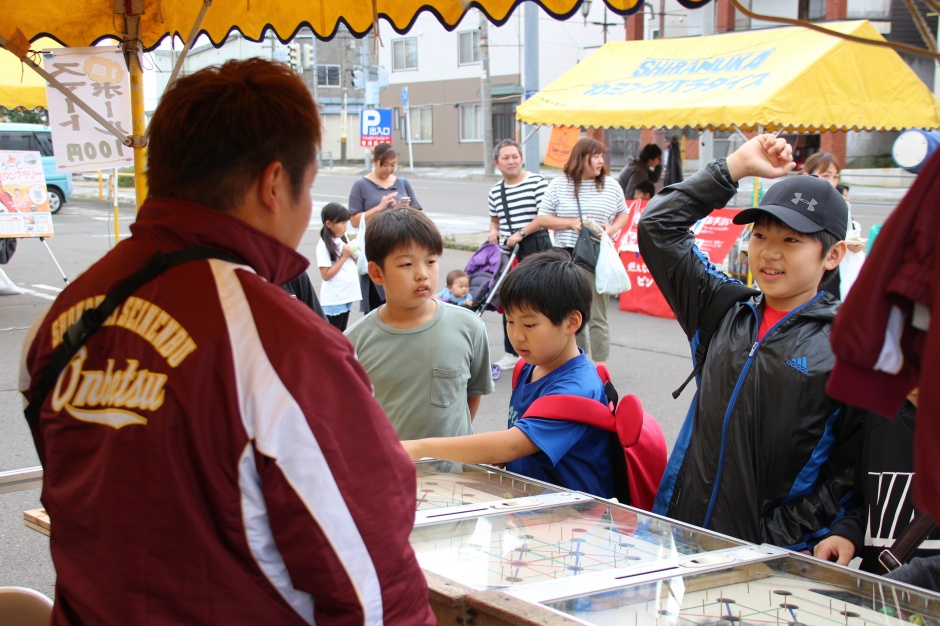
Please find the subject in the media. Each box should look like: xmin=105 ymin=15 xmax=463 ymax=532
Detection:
xmin=348 ymin=142 xmax=422 ymax=312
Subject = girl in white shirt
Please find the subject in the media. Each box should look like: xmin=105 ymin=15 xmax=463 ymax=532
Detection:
xmin=316 ymin=203 xmax=361 ymax=331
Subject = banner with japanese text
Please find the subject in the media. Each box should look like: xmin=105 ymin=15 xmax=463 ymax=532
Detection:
xmin=43 ymin=46 xmax=133 ymax=172
xmin=0 ymin=151 xmax=54 ymax=238
xmin=616 ymin=203 xmax=746 ymax=319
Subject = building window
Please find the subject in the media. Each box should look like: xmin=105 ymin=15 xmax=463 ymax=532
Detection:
xmin=401 ymin=105 xmax=432 ymax=143
xmin=316 ymin=64 xmax=341 ymax=87
xmin=458 ymin=31 xmax=481 ymax=65
xmin=458 ymin=103 xmax=483 ymax=142
xmin=392 ymin=38 xmax=418 ymax=71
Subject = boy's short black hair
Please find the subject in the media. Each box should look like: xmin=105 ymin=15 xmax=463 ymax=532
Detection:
xmin=446 ymin=269 xmax=468 ymax=286
xmin=634 ymin=180 xmax=656 ymax=198
xmin=366 ymin=208 xmax=443 ymax=268
xmin=499 ymin=249 xmax=593 ymax=335
xmin=754 ymin=214 xmax=841 ymax=289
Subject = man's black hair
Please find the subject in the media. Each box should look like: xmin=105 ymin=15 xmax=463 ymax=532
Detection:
xmin=754 ymin=214 xmax=841 ymax=290
xmin=638 ymin=143 xmax=663 ymax=163
xmin=365 ymin=208 xmax=443 ymax=268
xmin=499 ymin=249 xmax=593 ymax=335
xmin=634 ymin=180 xmax=656 ymax=199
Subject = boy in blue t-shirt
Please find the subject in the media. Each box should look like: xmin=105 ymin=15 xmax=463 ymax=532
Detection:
xmin=402 ymin=249 xmax=614 ymax=498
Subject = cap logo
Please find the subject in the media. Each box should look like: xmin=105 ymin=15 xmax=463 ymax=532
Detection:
xmin=791 ymin=193 xmax=816 ymax=211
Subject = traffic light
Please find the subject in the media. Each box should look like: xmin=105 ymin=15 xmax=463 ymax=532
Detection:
xmin=301 ymin=43 xmax=314 ymax=70
xmin=287 ymin=43 xmax=301 ymax=70
xmin=350 ymin=67 xmax=364 ymax=90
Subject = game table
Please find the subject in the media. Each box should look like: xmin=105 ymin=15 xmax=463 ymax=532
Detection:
xmin=414 ymin=460 xmax=940 ymax=626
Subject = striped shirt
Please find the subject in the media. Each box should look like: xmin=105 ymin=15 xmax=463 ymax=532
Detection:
xmin=538 ymin=175 xmax=627 ymax=248
xmin=488 ymin=173 xmax=548 ymax=246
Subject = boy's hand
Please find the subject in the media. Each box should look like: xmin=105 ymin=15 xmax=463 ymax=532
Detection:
xmin=813 ymin=535 xmax=855 ymax=565
xmin=726 ymin=134 xmax=795 ymax=182
xmin=401 ymin=440 xmax=422 ymax=462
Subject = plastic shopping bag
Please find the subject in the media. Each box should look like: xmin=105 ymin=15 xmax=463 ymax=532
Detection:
xmin=355 ymin=217 xmax=370 ymax=275
xmin=595 ymin=230 xmax=631 ymax=295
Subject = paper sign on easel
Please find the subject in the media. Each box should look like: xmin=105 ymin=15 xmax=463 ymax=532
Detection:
xmin=42 ymin=46 xmax=133 ymax=172
xmin=543 ymin=126 xmax=581 ymax=168
xmin=0 ymin=150 xmax=54 ymax=238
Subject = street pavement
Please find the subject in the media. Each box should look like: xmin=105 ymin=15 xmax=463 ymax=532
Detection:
xmin=0 ymin=168 xmax=909 ymax=596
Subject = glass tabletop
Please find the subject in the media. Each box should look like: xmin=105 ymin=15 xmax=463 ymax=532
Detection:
xmin=542 ymin=553 xmax=940 ymax=626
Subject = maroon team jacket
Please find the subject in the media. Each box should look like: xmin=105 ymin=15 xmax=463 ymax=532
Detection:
xmin=20 ymin=198 xmax=434 ymax=625
xmin=827 ymin=150 xmax=940 ymax=525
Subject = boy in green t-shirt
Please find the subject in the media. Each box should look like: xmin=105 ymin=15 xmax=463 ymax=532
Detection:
xmin=344 ymin=208 xmax=493 ymax=440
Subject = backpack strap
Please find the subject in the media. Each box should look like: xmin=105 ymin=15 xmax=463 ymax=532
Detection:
xmin=24 ymin=247 xmax=241 ymax=456
xmin=511 ymin=358 xmax=527 ymax=389
xmin=672 ymin=282 xmax=759 ymax=399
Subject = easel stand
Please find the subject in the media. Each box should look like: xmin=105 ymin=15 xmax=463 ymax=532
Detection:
xmin=38 ymin=237 xmax=69 ymax=285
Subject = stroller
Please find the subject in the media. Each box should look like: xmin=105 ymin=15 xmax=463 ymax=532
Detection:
xmin=457 ymin=242 xmax=519 ymax=379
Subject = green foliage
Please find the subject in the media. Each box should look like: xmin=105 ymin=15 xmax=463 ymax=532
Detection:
xmin=1 ymin=107 xmax=48 ymax=125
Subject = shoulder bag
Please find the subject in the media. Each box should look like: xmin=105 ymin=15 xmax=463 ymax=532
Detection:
xmin=499 ymin=181 xmax=551 ymax=260
xmin=572 ymin=193 xmax=601 ymax=272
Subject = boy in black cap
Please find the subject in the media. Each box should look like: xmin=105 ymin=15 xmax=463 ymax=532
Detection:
xmin=638 ymin=134 xmax=866 ymax=555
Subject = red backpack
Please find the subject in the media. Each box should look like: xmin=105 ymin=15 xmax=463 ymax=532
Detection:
xmin=512 ymin=360 xmax=667 ymax=510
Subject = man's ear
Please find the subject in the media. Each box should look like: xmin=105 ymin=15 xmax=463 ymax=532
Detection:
xmin=257 ymin=160 xmax=286 ymax=214
xmin=565 ymin=310 xmax=583 ymax=336
xmin=367 ymin=260 xmax=385 ymax=285
xmin=824 ymin=240 xmax=847 ymax=270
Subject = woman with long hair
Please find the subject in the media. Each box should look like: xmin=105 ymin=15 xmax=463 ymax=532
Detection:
xmin=509 ymin=137 xmax=629 ymax=366
xmin=348 ymin=143 xmax=422 ymax=312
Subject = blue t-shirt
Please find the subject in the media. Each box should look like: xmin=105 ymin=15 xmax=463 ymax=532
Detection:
xmin=506 ymin=352 xmax=614 ymax=498
xmin=438 ymin=287 xmax=471 ymax=306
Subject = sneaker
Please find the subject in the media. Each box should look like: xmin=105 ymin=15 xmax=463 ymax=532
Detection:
xmin=496 ymin=353 xmax=520 ymax=370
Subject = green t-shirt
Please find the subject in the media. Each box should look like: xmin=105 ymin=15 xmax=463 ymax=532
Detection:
xmin=345 ymin=301 xmax=494 ymax=440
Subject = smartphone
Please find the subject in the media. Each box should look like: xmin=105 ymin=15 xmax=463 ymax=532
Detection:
xmin=399 ymin=196 xmax=411 ymax=207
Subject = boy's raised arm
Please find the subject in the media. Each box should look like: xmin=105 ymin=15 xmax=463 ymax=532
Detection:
xmin=725 ymin=134 xmax=795 ymax=182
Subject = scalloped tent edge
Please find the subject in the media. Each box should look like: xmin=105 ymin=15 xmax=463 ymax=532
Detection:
xmin=516 ymin=20 xmax=940 ymax=133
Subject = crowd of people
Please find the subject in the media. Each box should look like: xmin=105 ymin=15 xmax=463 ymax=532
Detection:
xmin=16 ymin=57 xmax=938 ymax=624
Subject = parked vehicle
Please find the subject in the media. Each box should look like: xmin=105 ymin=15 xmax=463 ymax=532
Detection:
xmin=0 ymin=123 xmax=73 ymax=214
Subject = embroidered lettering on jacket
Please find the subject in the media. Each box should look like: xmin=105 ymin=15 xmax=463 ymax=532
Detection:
xmin=51 ymin=347 xmax=167 ymax=428
xmin=50 ymin=296 xmax=196 ymax=367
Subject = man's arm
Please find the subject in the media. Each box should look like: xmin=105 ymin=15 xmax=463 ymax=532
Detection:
xmin=403 ymin=427 xmax=539 ymax=464
xmin=468 ymin=394 xmax=481 ymax=421
xmin=488 ymin=217 xmax=501 ymax=244
xmin=260 ymin=317 xmax=434 ymax=624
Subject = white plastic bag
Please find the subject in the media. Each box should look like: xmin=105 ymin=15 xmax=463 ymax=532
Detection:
xmin=355 ymin=217 xmax=370 ymax=275
xmin=595 ymin=230 xmax=631 ymax=295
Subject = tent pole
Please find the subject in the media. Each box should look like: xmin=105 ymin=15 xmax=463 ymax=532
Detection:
xmin=123 ymin=13 xmax=148 ymax=212
xmin=164 ymin=0 xmax=213 ymax=95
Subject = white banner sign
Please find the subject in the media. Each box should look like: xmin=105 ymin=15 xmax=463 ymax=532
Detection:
xmin=43 ymin=46 xmax=133 ymax=172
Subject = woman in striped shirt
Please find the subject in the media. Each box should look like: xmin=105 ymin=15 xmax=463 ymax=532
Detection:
xmin=508 ymin=137 xmax=629 ymax=366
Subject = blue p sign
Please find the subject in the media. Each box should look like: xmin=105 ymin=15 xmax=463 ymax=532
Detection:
xmin=360 ymin=109 xmax=393 ymax=147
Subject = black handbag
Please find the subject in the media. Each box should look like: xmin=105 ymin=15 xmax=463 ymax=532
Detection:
xmin=572 ymin=195 xmax=600 ymax=272
xmin=499 ymin=182 xmax=552 ymax=260
xmin=0 ymin=238 xmax=17 ymax=265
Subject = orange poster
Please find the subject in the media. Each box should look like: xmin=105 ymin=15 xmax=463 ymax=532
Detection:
xmin=543 ymin=126 xmax=581 ymax=168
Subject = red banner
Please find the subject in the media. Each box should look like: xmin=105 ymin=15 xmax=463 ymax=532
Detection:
xmin=616 ymin=204 xmax=747 ymax=319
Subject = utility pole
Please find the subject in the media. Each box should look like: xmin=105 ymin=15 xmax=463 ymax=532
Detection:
xmin=481 ymin=16 xmax=494 ymax=176
xmin=523 ymin=3 xmax=540 ymax=174
xmin=361 ymin=32 xmax=374 ymax=170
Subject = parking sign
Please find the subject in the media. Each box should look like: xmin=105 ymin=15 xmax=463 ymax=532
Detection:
xmin=359 ymin=109 xmax=393 ymax=147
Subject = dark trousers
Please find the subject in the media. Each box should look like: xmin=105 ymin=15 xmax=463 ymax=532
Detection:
xmin=327 ymin=311 xmax=350 ymax=332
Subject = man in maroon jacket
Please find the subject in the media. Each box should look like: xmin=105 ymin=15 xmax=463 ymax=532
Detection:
xmin=19 ymin=58 xmax=434 ymax=625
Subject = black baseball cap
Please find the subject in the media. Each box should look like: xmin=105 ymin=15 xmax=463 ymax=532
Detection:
xmin=733 ymin=175 xmax=848 ymax=240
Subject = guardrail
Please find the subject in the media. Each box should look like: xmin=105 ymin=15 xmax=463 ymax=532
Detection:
xmin=72 ymin=170 xmax=135 ymax=202
xmin=0 ymin=466 xmax=43 ymax=495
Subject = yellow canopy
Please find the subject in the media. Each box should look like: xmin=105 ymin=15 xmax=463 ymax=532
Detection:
xmin=5 ymin=0 xmax=713 ymax=50
xmin=0 ymin=38 xmax=60 ymax=110
xmin=517 ymin=20 xmax=940 ymax=132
